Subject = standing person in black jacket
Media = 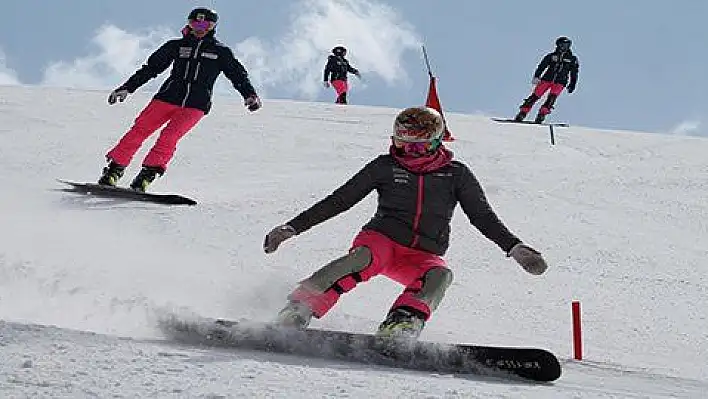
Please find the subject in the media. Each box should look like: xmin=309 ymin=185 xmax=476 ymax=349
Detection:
xmin=98 ymin=7 xmax=262 ymax=192
xmin=323 ymin=46 xmax=360 ymax=105
xmin=515 ymin=36 xmax=579 ymax=124
xmin=263 ymin=106 xmax=548 ymax=339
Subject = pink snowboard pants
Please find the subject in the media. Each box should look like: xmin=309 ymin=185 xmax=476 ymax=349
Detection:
xmin=331 ymin=80 xmax=348 ymax=96
xmin=106 ymin=99 xmax=204 ymax=170
xmin=521 ymin=81 xmax=565 ymax=115
xmin=331 ymin=79 xmax=349 ymax=104
xmin=289 ymin=230 xmax=448 ymax=320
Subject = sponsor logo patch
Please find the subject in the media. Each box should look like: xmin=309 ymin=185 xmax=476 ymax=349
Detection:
xmin=179 ymin=47 xmax=193 ymax=58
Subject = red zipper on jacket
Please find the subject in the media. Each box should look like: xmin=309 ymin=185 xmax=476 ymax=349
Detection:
xmin=411 ymin=175 xmax=424 ymax=247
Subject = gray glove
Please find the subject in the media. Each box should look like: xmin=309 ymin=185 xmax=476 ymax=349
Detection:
xmin=108 ymin=88 xmax=129 ymax=105
xmin=531 ymin=77 xmax=541 ymax=85
xmin=263 ymin=224 xmax=296 ymax=254
xmin=508 ymin=243 xmax=548 ymax=275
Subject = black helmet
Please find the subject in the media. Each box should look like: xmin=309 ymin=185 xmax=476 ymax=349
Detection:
xmin=555 ymin=36 xmax=572 ymax=50
xmin=332 ymin=46 xmax=347 ymax=56
xmin=188 ymin=7 xmax=218 ymax=23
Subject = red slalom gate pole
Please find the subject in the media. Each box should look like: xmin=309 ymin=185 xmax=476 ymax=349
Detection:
xmin=572 ymin=301 xmax=583 ymax=360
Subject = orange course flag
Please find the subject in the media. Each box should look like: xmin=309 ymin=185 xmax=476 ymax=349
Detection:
xmin=425 ymin=75 xmax=454 ymax=141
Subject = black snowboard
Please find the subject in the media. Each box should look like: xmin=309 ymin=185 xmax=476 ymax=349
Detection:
xmin=491 ymin=118 xmax=569 ymax=127
xmin=158 ymin=314 xmax=562 ymax=382
xmin=57 ymin=180 xmax=197 ymax=206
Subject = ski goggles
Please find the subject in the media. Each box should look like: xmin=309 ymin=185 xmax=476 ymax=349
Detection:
xmin=391 ymin=135 xmax=440 ymax=155
xmin=188 ymin=19 xmax=216 ymax=32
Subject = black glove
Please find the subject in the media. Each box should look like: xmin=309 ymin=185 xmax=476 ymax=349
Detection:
xmin=244 ymin=94 xmax=262 ymax=112
xmin=566 ymin=84 xmax=576 ymax=94
xmin=107 ymin=88 xmax=129 ymax=105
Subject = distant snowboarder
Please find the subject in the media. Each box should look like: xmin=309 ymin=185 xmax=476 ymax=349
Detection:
xmin=515 ymin=36 xmax=579 ymax=124
xmin=98 ymin=7 xmax=261 ymax=192
xmin=263 ymin=106 xmax=548 ymax=339
xmin=323 ymin=46 xmax=360 ymax=105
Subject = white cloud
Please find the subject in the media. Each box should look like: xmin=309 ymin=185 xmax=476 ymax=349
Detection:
xmin=232 ymin=0 xmax=422 ymax=99
xmin=41 ymin=25 xmax=173 ymax=90
xmin=34 ymin=0 xmax=420 ymax=99
xmin=0 ymin=48 xmax=20 ymax=85
xmin=670 ymin=120 xmax=702 ymax=136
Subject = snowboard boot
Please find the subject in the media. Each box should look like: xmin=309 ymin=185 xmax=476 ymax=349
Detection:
xmin=376 ymin=307 xmax=426 ymax=340
xmin=516 ymin=94 xmax=539 ymax=122
xmin=98 ymin=161 xmax=125 ymax=187
xmin=335 ymin=92 xmax=347 ymax=104
xmin=275 ymin=301 xmax=313 ymax=329
xmin=536 ymin=94 xmax=557 ymax=124
xmin=129 ymin=166 xmax=163 ymax=192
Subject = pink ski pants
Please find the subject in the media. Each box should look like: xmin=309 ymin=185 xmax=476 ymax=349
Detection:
xmin=289 ymin=230 xmax=448 ymax=320
xmin=521 ymin=81 xmax=565 ymax=115
xmin=106 ymin=99 xmax=204 ymax=170
xmin=331 ymin=80 xmax=348 ymax=96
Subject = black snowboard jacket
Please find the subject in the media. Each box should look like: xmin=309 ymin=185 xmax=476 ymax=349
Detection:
xmin=287 ymin=154 xmax=521 ymax=256
xmin=534 ymin=50 xmax=580 ymax=89
xmin=118 ymin=31 xmax=257 ymax=114
xmin=323 ymin=55 xmax=359 ymax=82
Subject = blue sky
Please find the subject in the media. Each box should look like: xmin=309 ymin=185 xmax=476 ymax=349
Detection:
xmin=3 ymin=0 xmax=708 ymax=135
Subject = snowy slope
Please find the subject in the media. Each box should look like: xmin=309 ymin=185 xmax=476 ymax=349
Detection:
xmin=0 ymin=85 xmax=706 ymax=397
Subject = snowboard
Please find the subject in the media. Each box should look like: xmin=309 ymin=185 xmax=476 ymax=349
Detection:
xmin=158 ymin=313 xmax=562 ymax=382
xmin=57 ymin=180 xmax=197 ymax=206
xmin=491 ymin=118 xmax=569 ymax=127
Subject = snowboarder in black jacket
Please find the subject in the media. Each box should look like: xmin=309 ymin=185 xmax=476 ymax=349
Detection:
xmin=515 ymin=37 xmax=579 ymax=123
xmin=323 ymin=46 xmax=360 ymax=105
xmin=98 ymin=7 xmax=261 ymax=192
xmin=263 ymin=106 xmax=548 ymax=339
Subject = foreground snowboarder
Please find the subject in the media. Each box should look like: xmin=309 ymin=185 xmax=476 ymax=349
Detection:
xmin=98 ymin=7 xmax=261 ymax=192
xmin=515 ymin=36 xmax=579 ymax=124
xmin=263 ymin=106 xmax=548 ymax=339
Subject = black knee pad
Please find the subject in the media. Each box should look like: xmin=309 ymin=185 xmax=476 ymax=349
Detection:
xmin=542 ymin=94 xmax=558 ymax=108
xmin=522 ymin=94 xmax=539 ymax=107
